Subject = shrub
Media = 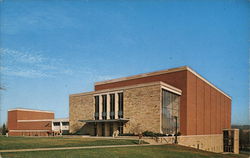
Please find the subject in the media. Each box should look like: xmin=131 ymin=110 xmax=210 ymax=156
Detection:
xmin=154 ymin=133 xmax=166 ymax=137
xmin=142 ymin=131 xmax=155 ymax=137
xmin=118 ymin=133 xmax=136 ymax=136
xmin=174 ymin=132 xmax=181 ymax=136
xmin=142 ymin=131 xmax=166 ymax=137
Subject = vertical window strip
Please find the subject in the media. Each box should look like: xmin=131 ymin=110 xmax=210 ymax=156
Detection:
xmin=102 ymin=95 xmax=107 ymax=120
xmin=110 ymin=93 xmax=115 ymax=119
xmin=162 ymin=89 xmax=180 ymax=134
xmin=94 ymin=96 xmax=99 ymax=120
xmin=118 ymin=93 xmax=123 ymax=118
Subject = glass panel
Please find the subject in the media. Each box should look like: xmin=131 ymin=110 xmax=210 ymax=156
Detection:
xmin=110 ymin=94 xmax=115 ymax=119
xmin=110 ymin=123 xmax=113 ymax=136
xmin=102 ymin=95 xmax=107 ymax=120
xmin=94 ymin=96 xmax=99 ymax=120
xmin=53 ymin=122 xmax=60 ymax=126
xmin=118 ymin=93 xmax=123 ymax=118
xmin=62 ymin=122 xmax=69 ymax=126
xmin=162 ymin=89 xmax=180 ymax=134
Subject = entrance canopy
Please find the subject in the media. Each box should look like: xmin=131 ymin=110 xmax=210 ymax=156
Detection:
xmin=78 ymin=118 xmax=129 ymax=123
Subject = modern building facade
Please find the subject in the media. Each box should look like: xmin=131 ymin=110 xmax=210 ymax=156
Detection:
xmin=69 ymin=66 xmax=236 ymax=153
xmin=8 ymin=109 xmax=69 ymax=136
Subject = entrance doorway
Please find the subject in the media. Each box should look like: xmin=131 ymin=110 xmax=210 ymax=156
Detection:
xmin=223 ymin=130 xmax=234 ymax=152
xmin=101 ymin=123 xmax=105 ymax=136
xmin=94 ymin=123 xmax=97 ymax=136
xmin=118 ymin=122 xmax=123 ymax=135
xmin=110 ymin=123 xmax=113 ymax=136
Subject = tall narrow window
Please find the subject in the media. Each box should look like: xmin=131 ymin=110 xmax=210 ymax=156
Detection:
xmin=102 ymin=95 xmax=107 ymax=120
xmin=162 ymin=89 xmax=180 ymax=134
xmin=110 ymin=93 xmax=115 ymax=119
xmin=94 ymin=96 xmax=99 ymax=120
xmin=118 ymin=92 xmax=123 ymax=118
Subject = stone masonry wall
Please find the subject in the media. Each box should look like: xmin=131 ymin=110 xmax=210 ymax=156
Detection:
xmin=69 ymin=94 xmax=94 ymax=134
xmin=156 ymin=134 xmax=223 ymax=153
xmin=178 ymin=134 xmax=223 ymax=153
xmin=123 ymin=84 xmax=161 ymax=134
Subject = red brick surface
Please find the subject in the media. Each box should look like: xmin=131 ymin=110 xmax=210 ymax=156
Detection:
xmin=185 ymin=72 xmax=230 ymax=135
xmin=17 ymin=121 xmax=52 ymax=130
xmin=204 ymin=84 xmax=211 ymax=134
xmin=9 ymin=131 xmax=49 ymax=136
xmin=8 ymin=110 xmax=54 ymax=136
xmin=210 ymin=88 xmax=217 ymax=134
xmin=196 ymin=79 xmax=205 ymax=135
xmin=186 ymin=71 xmax=197 ymax=135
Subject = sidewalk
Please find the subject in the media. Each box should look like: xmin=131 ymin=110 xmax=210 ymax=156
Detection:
xmin=0 ymin=143 xmax=165 ymax=153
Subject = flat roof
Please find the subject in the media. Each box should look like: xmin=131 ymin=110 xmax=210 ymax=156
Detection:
xmin=94 ymin=66 xmax=231 ymax=99
xmin=70 ymin=81 xmax=182 ymax=97
xmin=53 ymin=118 xmax=69 ymax=122
xmin=8 ymin=108 xmax=54 ymax=114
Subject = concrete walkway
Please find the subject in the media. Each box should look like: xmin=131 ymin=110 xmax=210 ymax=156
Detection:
xmin=0 ymin=143 xmax=166 ymax=153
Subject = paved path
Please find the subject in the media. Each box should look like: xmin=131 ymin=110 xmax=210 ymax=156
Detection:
xmin=0 ymin=143 xmax=165 ymax=153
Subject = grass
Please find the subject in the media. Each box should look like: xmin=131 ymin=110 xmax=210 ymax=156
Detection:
xmin=1 ymin=145 xmax=249 ymax=158
xmin=0 ymin=136 xmax=141 ymax=150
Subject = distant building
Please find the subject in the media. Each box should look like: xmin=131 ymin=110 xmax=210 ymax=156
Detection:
xmin=52 ymin=118 xmax=69 ymax=135
xmin=8 ymin=109 xmax=69 ymax=136
xmin=69 ymin=66 xmax=238 ymax=153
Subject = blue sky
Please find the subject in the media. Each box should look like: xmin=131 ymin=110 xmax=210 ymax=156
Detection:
xmin=0 ymin=0 xmax=249 ymax=125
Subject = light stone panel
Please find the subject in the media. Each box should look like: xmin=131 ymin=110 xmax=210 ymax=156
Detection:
xmin=123 ymin=84 xmax=161 ymax=134
xmin=69 ymin=94 xmax=94 ymax=134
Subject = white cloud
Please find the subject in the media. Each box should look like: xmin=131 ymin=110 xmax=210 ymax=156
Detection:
xmin=1 ymin=48 xmax=73 ymax=78
xmin=1 ymin=48 xmax=124 ymax=82
xmin=1 ymin=48 xmax=45 ymax=64
xmin=95 ymin=75 xmax=121 ymax=82
xmin=2 ymin=67 xmax=50 ymax=78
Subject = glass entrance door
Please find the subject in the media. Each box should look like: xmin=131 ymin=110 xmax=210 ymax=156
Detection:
xmin=223 ymin=130 xmax=234 ymax=152
xmin=101 ymin=123 xmax=105 ymax=136
xmin=110 ymin=123 xmax=113 ymax=136
xmin=94 ymin=123 xmax=97 ymax=136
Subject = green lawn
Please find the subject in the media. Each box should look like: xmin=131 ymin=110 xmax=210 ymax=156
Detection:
xmin=1 ymin=145 xmax=248 ymax=158
xmin=0 ymin=136 xmax=140 ymax=150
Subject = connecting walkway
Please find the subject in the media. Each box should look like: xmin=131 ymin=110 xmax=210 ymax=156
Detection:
xmin=0 ymin=143 xmax=166 ymax=153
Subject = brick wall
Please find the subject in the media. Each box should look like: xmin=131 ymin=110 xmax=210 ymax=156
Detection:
xmin=8 ymin=110 xmax=54 ymax=136
xmin=17 ymin=122 xmax=52 ymax=130
xmin=186 ymin=71 xmax=231 ymax=135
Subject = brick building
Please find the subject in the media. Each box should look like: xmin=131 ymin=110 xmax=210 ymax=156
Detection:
xmin=69 ymin=66 xmax=237 ymax=153
xmin=8 ymin=109 xmax=54 ymax=136
xmin=8 ymin=109 xmax=69 ymax=136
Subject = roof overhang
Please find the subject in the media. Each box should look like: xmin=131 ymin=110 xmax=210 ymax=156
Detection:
xmin=79 ymin=118 xmax=129 ymax=123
